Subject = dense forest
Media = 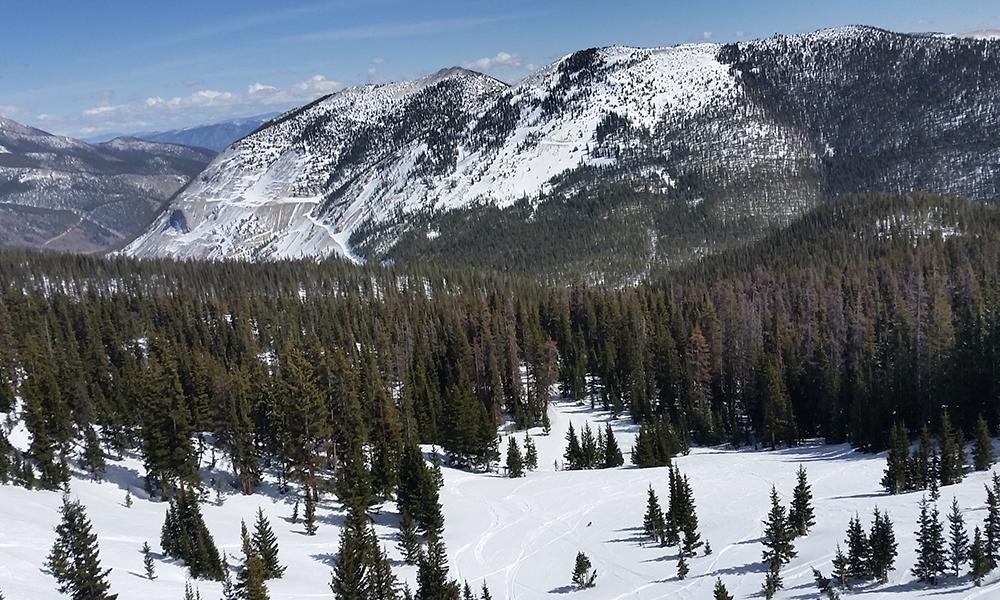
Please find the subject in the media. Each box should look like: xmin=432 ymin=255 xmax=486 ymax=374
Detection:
xmin=3 ymin=192 xmax=999 ymax=503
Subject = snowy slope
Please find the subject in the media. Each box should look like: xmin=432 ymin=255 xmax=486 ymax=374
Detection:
xmin=3 ymin=398 xmax=1000 ymax=599
xmin=124 ymin=27 xmax=1000 ymax=268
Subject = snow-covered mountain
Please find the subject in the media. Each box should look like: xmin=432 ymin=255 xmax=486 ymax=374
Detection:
xmin=0 ymin=117 xmax=214 ymax=253
xmin=125 ymin=27 xmax=1000 ymax=274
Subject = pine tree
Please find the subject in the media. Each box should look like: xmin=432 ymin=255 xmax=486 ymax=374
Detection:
xmin=970 ymin=526 xmax=989 ymax=586
xmin=221 ymin=553 xmax=236 ymax=600
xmin=912 ymin=496 xmax=946 ymax=584
xmin=676 ymin=552 xmax=688 ymax=580
xmin=563 ymin=422 xmax=582 ymax=470
xmin=237 ymin=554 xmax=271 ymax=600
xmin=812 ymin=569 xmax=840 ymax=600
xmin=868 ymin=508 xmax=897 ymax=584
xmin=947 ymin=497 xmax=969 ymax=577
xmin=974 ymin=415 xmax=994 ymax=471
xmin=985 ymin=474 xmax=1000 ymax=566
xmin=46 ymin=496 xmax=117 ymax=600
xmin=291 ymin=499 xmax=299 ymax=524
xmin=713 ymin=578 xmax=733 ymax=600
xmin=929 ymin=447 xmax=941 ymax=501
xmin=830 ymin=544 xmax=849 ymax=589
xmin=398 ymin=508 xmax=422 ymax=565
xmin=506 ymin=437 xmax=524 ymax=478
xmin=571 ymin=552 xmax=597 ymax=589
xmin=845 ymin=514 xmax=870 ymax=581
xmin=579 ymin=423 xmax=598 ymax=469
xmin=416 ymin=531 xmax=459 ymax=600
xmin=142 ymin=541 xmax=156 ymax=580
xmin=159 ymin=487 xmax=224 ymax=580
xmin=480 ymin=581 xmax=493 ymax=600
xmin=675 ymin=471 xmax=702 ymax=558
xmin=523 ymin=434 xmax=538 ymax=471
xmin=303 ymin=487 xmax=318 ymax=536
xmin=252 ymin=508 xmax=285 ymax=579
xmin=761 ymin=486 xmax=796 ymax=597
xmin=330 ymin=505 xmax=369 ymax=600
xmin=462 ymin=581 xmax=475 ymax=600
xmin=939 ymin=410 xmax=963 ymax=486
xmin=603 ymin=422 xmax=624 ymax=468
xmin=788 ymin=465 xmax=814 ymax=537
xmin=124 ymin=489 xmax=133 ymax=508
xmin=642 ymin=486 xmax=665 ymax=544
xmin=882 ymin=420 xmax=909 ymax=494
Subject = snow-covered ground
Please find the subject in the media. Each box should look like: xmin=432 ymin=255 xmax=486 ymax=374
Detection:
xmin=2 ymin=399 xmax=1000 ymax=599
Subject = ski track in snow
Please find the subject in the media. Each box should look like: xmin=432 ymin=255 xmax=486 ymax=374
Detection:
xmin=4 ymin=397 xmax=1000 ymax=598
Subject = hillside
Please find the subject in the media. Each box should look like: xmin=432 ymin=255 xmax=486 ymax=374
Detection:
xmin=125 ymin=27 xmax=1000 ymax=282
xmin=0 ymin=117 xmax=214 ymax=253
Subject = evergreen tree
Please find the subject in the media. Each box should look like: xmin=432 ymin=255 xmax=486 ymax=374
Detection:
xmin=571 ymin=552 xmax=597 ymax=589
xmin=812 ymin=569 xmax=840 ymax=600
xmin=291 ymin=499 xmax=299 ymax=524
xmin=676 ymin=552 xmax=688 ymax=580
xmin=579 ymin=423 xmax=598 ymax=469
xmin=938 ymin=410 xmax=963 ymax=486
xmin=911 ymin=425 xmax=933 ymax=491
xmin=603 ymin=423 xmax=624 ymax=468
xmin=761 ymin=486 xmax=796 ymax=597
xmin=252 ymin=508 xmax=285 ymax=579
xmin=523 ymin=434 xmax=538 ymax=471
xmin=398 ymin=508 xmax=422 ymax=565
xmin=642 ymin=486 xmax=665 ymax=544
xmin=844 ymin=514 xmax=870 ymax=581
xmin=970 ymin=526 xmax=989 ymax=586
xmin=416 ymin=532 xmax=459 ymax=600
xmin=237 ymin=554 xmax=271 ymax=600
xmin=985 ymin=474 xmax=1000 ymax=566
xmin=480 ymin=581 xmax=493 ymax=600
xmin=330 ymin=505 xmax=371 ymax=600
xmin=882 ymin=420 xmax=909 ymax=494
xmin=303 ymin=487 xmax=318 ymax=536
xmin=713 ymin=578 xmax=733 ymax=600
xmin=974 ymin=415 xmax=994 ymax=472
xmin=46 ymin=496 xmax=117 ymax=600
xmin=221 ymin=554 xmax=236 ymax=600
xmin=788 ymin=465 xmax=814 ymax=537
xmin=159 ymin=487 xmax=224 ymax=580
xmin=506 ymin=437 xmax=524 ymax=478
xmin=142 ymin=541 xmax=156 ymax=580
xmin=830 ymin=544 xmax=849 ymax=589
xmin=563 ymin=422 xmax=582 ymax=470
xmin=124 ymin=489 xmax=133 ymax=508
xmin=912 ymin=496 xmax=946 ymax=584
xmin=868 ymin=508 xmax=897 ymax=584
xmin=947 ymin=497 xmax=969 ymax=577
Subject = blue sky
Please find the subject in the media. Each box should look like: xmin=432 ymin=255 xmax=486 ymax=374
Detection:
xmin=1 ymin=0 xmax=996 ymax=138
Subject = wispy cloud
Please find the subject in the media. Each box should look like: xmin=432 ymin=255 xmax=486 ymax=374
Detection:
xmin=77 ymin=74 xmax=345 ymax=133
xmin=463 ymin=51 xmax=524 ymax=72
xmin=283 ymin=16 xmax=511 ymax=43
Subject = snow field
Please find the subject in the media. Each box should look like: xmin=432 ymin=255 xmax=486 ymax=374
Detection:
xmin=2 ymin=398 xmax=1000 ymax=598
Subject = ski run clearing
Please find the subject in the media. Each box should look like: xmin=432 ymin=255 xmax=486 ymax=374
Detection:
xmin=2 ymin=398 xmax=1000 ymax=599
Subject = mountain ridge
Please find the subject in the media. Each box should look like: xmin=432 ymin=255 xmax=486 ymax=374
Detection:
xmin=0 ymin=117 xmax=214 ymax=253
xmin=124 ymin=26 xmax=1000 ymax=281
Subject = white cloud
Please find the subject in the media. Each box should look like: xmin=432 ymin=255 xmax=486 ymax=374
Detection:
xmin=0 ymin=104 xmax=21 ymax=118
xmin=83 ymin=104 xmax=125 ymax=116
xmin=247 ymin=82 xmax=278 ymax=95
xmin=292 ymin=75 xmax=344 ymax=96
xmin=735 ymin=30 xmax=745 ymax=38
xmin=371 ymin=56 xmax=385 ymax=65
xmin=78 ymin=74 xmax=346 ymax=134
xmin=702 ymin=31 xmax=713 ymax=40
xmin=463 ymin=51 xmax=524 ymax=72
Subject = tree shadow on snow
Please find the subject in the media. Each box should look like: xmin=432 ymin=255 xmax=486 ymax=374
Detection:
xmin=311 ymin=552 xmax=339 ymax=567
xmin=547 ymin=585 xmax=577 ymax=594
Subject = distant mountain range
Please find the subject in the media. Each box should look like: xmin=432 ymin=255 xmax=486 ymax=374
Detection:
xmin=86 ymin=113 xmax=279 ymax=152
xmin=123 ymin=26 xmax=1000 ymax=282
xmin=0 ymin=117 xmax=214 ymax=253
